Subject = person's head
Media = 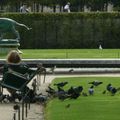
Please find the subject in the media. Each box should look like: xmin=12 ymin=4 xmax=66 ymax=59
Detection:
xmin=22 ymin=4 xmax=27 ymax=7
xmin=6 ymin=50 xmax=21 ymax=64
xmin=67 ymin=2 xmax=70 ymax=5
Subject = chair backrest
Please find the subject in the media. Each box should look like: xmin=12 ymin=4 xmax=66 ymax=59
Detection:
xmin=1 ymin=65 xmax=42 ymax=93
xmin=1 ymin=71 xmax=29 ymax=91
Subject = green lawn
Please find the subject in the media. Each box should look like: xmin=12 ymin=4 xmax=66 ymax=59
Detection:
xmin=45 ymin=77 xmax=120 ymax=120
xmin=21 ymin=49 xmax=120 ymax=59
xmin=1 ymin=49 xmax=120 ymax=59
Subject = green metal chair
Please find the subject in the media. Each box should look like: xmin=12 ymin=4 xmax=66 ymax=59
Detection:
xmin=0 ymin=67 xmax=41 ymax=92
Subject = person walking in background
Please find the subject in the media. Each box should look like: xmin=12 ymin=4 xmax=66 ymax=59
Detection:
xmin=64 ymin=2 xmax=71 ymax=13
xmin=20 ymin=4 xmax=30 ymax=13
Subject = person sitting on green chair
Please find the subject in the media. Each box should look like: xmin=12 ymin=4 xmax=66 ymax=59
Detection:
xmin=3 ymin=50 xmax=35 ymax=76
xmin=1 ymin=50 xmax=41 ymax=98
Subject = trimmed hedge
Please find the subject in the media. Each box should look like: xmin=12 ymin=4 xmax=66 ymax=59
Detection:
xmin=1 ymin=12 xmax=120 ymax=49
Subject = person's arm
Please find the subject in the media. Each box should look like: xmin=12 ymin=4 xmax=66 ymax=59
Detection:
xmin=26 ymin=8 xmax=29 ymax=13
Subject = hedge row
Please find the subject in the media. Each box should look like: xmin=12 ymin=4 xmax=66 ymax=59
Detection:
xmin=1 ymin=12 xmax=120 ymax=49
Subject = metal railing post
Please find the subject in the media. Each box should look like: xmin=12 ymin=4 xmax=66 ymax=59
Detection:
xmin=18 ymin=106 xmax=20 ymax=120
xmin=25 ymin=102 xmax=28 ymax=118
xmin=13 ymin=113 xmax=16 ymax=120
xmin=22 ymin=101 xmax=24 ymax=120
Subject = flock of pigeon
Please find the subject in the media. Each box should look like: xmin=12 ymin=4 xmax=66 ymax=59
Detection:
xmin=0 ymin=80 xmax=120 ymax=103
xmin=46 ymin=80 xmax=120 ymax=101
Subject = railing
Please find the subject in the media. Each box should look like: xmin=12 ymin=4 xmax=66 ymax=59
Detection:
xmin=12 ymin=93 xmax=31 ymax=120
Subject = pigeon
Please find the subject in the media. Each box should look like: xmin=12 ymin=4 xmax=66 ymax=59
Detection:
xmin=102 ymin=90 xmax=106 ymax=94
xmin=88 ymin=81 xmax=103 ymax=86
xmin=54 ymin=81 xmax=68 ymax=87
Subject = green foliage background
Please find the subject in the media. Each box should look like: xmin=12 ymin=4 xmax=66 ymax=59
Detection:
xmin=1 ymin=12 xmax=120 ymax=49
xmin=1 ymin=0 xmax=120 ymax=11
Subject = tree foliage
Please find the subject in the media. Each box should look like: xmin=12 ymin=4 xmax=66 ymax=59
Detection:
xmin=1 ymin=0 xmax=120 ymax=12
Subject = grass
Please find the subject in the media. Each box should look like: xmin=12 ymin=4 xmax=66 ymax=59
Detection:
xmin=45 ymin=77 xmax=120 ymax=120
xmin=1 ymin=49 xmax=120 ymax=59
xmin=21 ymin=49 xmax=120 ymax=59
